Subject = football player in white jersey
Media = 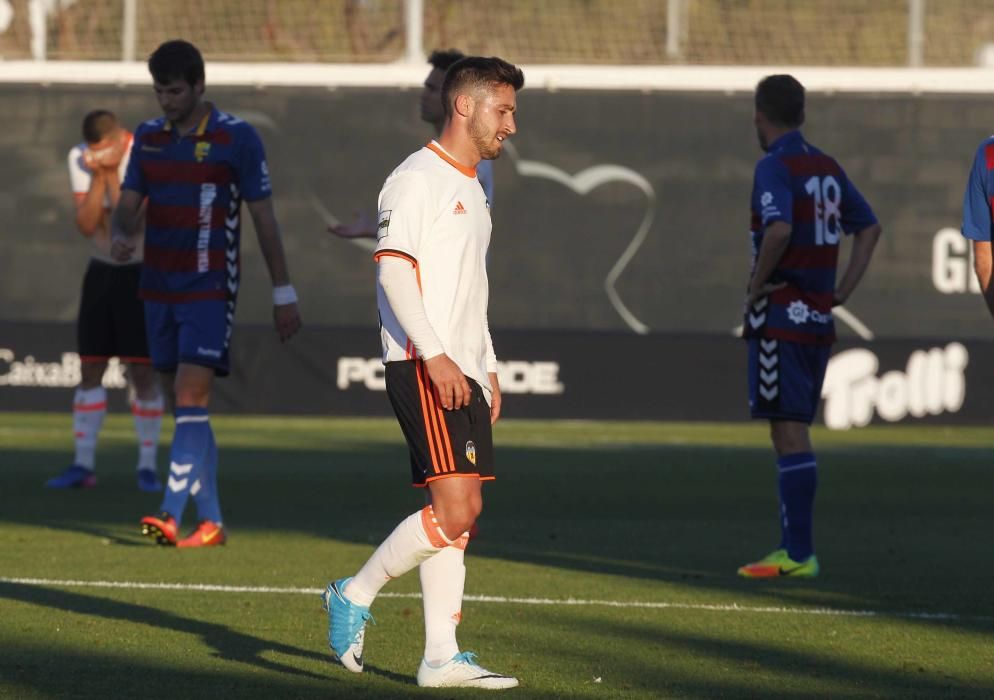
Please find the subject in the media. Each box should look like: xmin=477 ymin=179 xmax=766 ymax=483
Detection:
xmin=322 ymin=57 xmax=523 ymax=690
xmin=328 ymin=49 xmax=494 ymax=239
xmin=46 ymin=110 xmax=164 ymax=492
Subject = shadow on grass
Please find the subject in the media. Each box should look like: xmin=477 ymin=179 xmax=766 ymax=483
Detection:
xmin=0 ymin=637 xmax=408 ymax=700
xmin=3 ymin=440 xmax=994 ymax=640
xmin=508 ymin=610 xmax=994 ymax=700
xmin=0 ymin=581 xmax=332 ymax=681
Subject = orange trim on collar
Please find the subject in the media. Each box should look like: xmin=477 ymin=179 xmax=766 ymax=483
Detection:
xmin=426 ymin=142 xmax=477 ymax=179
xmin=163 ymin=107 xmax=212 ymax=135
xmin=195 ymin=110 xmax=211 ymax=136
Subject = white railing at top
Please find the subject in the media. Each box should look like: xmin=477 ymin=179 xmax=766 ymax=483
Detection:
xmin=5 ymin=61 xmax=994 ymax=94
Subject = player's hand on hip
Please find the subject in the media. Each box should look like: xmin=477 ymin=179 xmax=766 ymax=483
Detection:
xmin=273 ymin=302 xmax=301 ymax=342
xmin=746 ymin=281 xmax=787 ymax=307
xmin=110 ymin=234 xmax=135 ymax=262
xmin=488 ymin=371 xmax=501 ymax=425
xmin=424 ymin=354 xmax=471 ymax=410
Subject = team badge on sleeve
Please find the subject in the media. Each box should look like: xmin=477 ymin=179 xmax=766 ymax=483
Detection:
xmin=377 ymin=210 xmax=392 ymax=240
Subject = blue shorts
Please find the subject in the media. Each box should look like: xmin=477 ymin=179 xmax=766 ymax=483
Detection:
xmin=748 ymin=337 xmax=830 ymax=424
xmin=144 ymin=300 xmax=233 ymax=376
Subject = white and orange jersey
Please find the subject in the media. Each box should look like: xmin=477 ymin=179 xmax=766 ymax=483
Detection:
xmin=374 ymin=141 xmax=497 ymax=402
xmin=67 ymin=131 xmax=141 ymax=264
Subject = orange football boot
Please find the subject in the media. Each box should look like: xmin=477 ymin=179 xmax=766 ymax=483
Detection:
xmin=177 ymin=520 xmax=227 ymax=548
xmin=140 ymin=512 xmax=178 ymax=546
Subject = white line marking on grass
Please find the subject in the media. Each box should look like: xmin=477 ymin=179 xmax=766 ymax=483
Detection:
xmin=1 ymin=576 xmax=990 ymax=624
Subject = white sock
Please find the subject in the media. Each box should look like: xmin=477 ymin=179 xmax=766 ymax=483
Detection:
xmin=72 ymin=386 xmax=107 ymax=470
xmin=420 ymin=532 xmax=469 ymax=665
xmin=132 ymin=394 xmax=164 ymax=471
xmin=345 ymin=505 xmax=452 ymax=607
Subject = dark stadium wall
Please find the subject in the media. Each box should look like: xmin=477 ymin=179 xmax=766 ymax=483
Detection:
xmin=2 ymin=84 xmax=994 ymax=424
xmin=3 ymin=84 xmax=994 ymax=340
xmin=1 ymin=321 xmax=991 ymax=427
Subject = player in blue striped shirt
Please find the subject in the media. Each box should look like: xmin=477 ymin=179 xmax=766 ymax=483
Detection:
xmin=112 ymin=40 xmax=301 ymax=548
xmin=739 ymin=75 xmax=882 ymax=578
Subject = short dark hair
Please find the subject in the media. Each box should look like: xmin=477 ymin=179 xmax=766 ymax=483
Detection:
xmin=755 ymin=74 xmax=805 ymax=128
xmin=428 ymin=49 xmax=465 ymax=72
xmin=148 ymin=39 xmax=205 ymax=87
xmin=441 ymin=56 xmax=525 ymax=119
xmin=81 ymin=109 xmax=117 ymax=144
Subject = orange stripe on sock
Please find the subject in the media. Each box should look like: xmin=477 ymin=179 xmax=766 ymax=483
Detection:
xmin=131 ymin=407 xmax=163 ymax=418
xmin=414 ymin=361 xmax=442 ymax=473
xmin=420 ymin=505 xmax=450 ymax=549
xmin=452 ymin=532 xmax=470 ymax=551
xmin=74 ymin=402 xmax=107 ymax=412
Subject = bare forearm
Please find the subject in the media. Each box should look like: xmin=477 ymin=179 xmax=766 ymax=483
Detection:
xmin=973 ymin=240 xmax=994 ymax=317
xmin=75 ymin=173 xmax=108 ymax=237
xmin=249 ymin=201 xmax=291 ymax=286
xmin=111 ymin=193 xmax=142 ymax=240
xmin=104 ymin=168 xmax=122 ymax=209
xmin=835 ymin=224 xmax=882 ymax=304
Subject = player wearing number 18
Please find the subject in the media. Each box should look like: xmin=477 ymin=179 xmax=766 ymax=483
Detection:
xmin=738 ymin=74 xmax=882 ymax=579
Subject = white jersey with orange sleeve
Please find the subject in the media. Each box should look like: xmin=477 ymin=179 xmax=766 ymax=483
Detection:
xmin=374 ymin=140 xmax=497 ymax=403
xmin=67 ymin=132 xmax=141 ymax=264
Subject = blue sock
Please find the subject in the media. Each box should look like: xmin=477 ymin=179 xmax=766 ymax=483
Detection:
xmin=777 ymin=452 xmax=817 ymax=561
xmin=160 ymin=407 xmax=211 ymax=527
xmin=191 ymin=423 xmax=223 ymax=524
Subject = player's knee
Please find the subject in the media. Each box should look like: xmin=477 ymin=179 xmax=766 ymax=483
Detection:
xmin=79 ymin=362 xmax=107 ymax=389
xmin=128 ymin=365 xmax=159 ymax=397
xmin=173 ymin=386 xmax=209 ymax=407
xmin=435 ymin=501 xmax=481 ymax=541
xmin=770 ymin=421 xmax=812 ymax=456
xmin=172 ymin=372 xmax=212 ymax=407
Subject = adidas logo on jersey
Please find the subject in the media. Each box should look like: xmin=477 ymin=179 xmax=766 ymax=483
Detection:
xmin=453 ymin=201 xmax=467 ymax=215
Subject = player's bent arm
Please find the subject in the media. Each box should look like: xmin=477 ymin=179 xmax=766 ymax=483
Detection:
xmin=748 ymin=221 xmax=792 ymax=302
xmin=104 ymin=164 xmax=123 ymax=210
xmin=74 ymin=169 xmax=109 ymax=238
xmin=834 ymin=223 xmax=882 ymax=305
xmin=972 ymin=240 xmax=994 ymax=318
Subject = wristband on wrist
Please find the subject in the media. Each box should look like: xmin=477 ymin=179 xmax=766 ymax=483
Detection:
xmin=273 ymin=284 xmax=298 ymax=306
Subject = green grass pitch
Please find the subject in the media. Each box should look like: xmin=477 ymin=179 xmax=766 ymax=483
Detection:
xmin=1 ymin=412 xmax=992 ymax=698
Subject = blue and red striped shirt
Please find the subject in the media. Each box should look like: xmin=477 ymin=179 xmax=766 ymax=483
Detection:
xmin=745 ymin=130 xmax=877 ymax=345
xmin=961 ymin=136 xmax=994 ymax=243
xmin=122 ymin=106 xmax=271 ymax=303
